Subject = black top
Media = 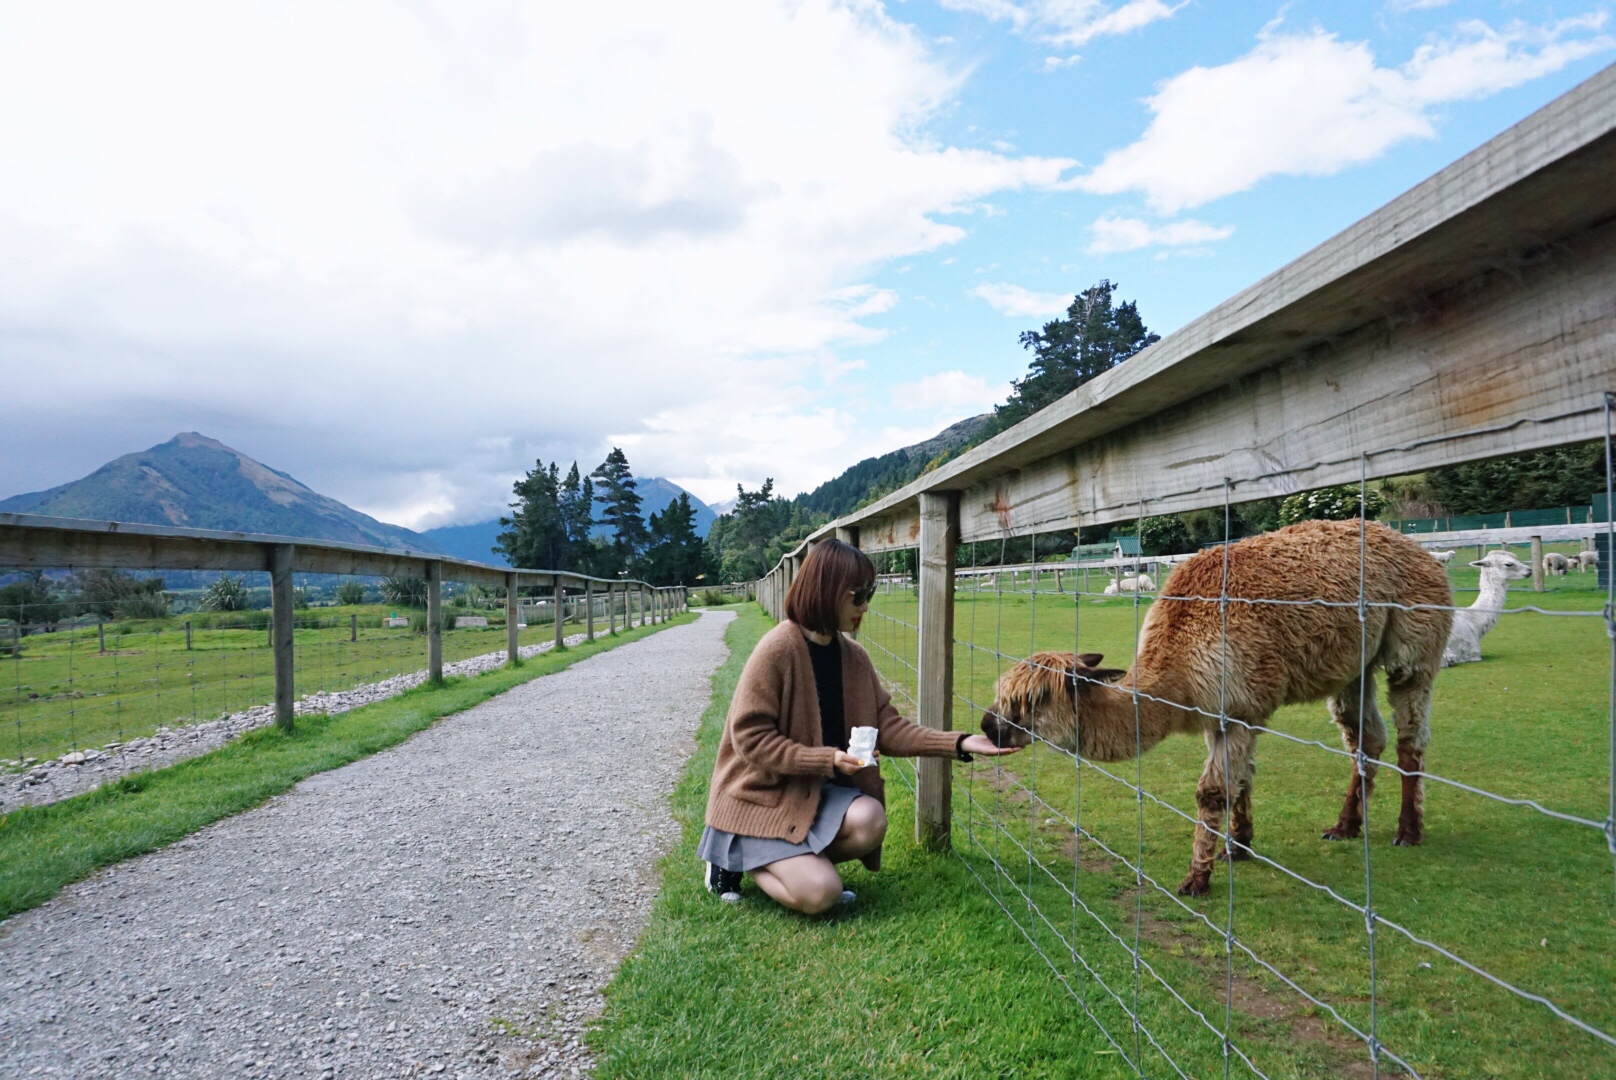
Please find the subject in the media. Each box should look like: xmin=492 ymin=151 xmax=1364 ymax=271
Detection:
xmin=806 ymin=635 xmax=845 ymax=756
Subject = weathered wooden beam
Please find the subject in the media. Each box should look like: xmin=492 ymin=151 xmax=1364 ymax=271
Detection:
xmin=426 ymin=561 xmax=443 ymax=682
xmin=553 ymin=578 xmax=565 ymax=649
xmin=914 ymin=492 xmax=958 ymax=851
xmin=505 ymin=572 xmax=520 ymax=664
xmin=586 ymin=579 xmax=595 ymax=641
xmin=270 ymin=544 xmax=296 ymax=731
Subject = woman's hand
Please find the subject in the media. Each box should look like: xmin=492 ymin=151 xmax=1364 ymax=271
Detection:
xmin=960 ymin=733 xmax=1021 ymax=757
xmin=832 ymin=750 xmax=871 ymax=774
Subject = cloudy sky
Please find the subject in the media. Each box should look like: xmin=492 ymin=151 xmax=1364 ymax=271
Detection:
xmin=1 ymin=1 xmax=1610 ymax=528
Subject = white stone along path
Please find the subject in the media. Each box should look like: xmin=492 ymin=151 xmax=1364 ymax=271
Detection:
xmin=0 ymin=610 xmax=735 ymax=1080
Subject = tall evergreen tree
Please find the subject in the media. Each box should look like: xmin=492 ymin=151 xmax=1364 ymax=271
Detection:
xmin=992 ymin=279 xmax=1159 ymax=432
xmin=592 ymin=447 xmax=648 ymax=570
xmin=643 ymin=493 xmax=712 ymax=586
xmin=497 ymin=457 xmax=597 ymax=571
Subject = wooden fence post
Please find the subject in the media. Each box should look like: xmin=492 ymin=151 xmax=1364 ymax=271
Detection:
xmin=270 ymin=543 xmax=296 ymax=731
xmin=185 ymin=620 xmax=192 ymax=651
xmin=350 ymin=613 xmax=357 ymax=642
xmin=554 ymin=577 xmax=566 ymax=649
xmin=505 ymin=572 xmax=520 ymax=663
xmin=586 ymin=579 xmax=595 ymax=641
xmin=426 ymin=561 xmax=443 ymax=682
xmin=1531 ymin=534 xmax=1544 ymax=591
xmin=98 ymin=620 xmax=105 ymax=653
xmin=608 ymin=583 xmax=618 ymax=634
xmin=915 ymin=491 xmax=959 ymax=851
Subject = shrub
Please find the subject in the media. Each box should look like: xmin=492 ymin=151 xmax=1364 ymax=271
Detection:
xmin=115 ymin=590 xmax=171 ymax=619
xmin=382 ymin=576 xmax=429 ymax=606
xmin=293 ymin=587 xmax=311 ymax=609
xmin=1279 ymin=485 xmax=1387 ymax=526
xmin=334 ymin=581 xmax=367 ymax=606
xmin=200 ymin=575 xmax=251 ymax=612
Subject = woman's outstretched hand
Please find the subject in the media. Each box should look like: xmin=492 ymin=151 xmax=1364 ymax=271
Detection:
xmin=832 ymin=750 xmax=873 ymax=774
xmin=960 ymin=733 xmax=1021 ymax=757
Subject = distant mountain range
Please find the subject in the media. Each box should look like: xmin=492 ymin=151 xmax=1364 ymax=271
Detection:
xmin=421 ymin=476 xmax=719 ymax=565
xmin=0 ymin=433 xmax=442 ymax=552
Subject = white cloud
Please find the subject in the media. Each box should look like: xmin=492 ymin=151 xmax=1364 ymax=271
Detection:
xmin=1388 ymin=0 xmax=1454 ymax=11
xmin=1075 ymin=16 xmax=1613 ymax=213
xmin=940 ymin=0 xmax=1180 ymax=46
xmin=891 ymin=370 xmax=1007 ymax=411
xmin=1086 ymin=214 xmax=1234 ymax=253
xmin=0 ymin=1 xmax=1079 ymax=523
xmin=970 ymin=282 xmax=1071 ymax=316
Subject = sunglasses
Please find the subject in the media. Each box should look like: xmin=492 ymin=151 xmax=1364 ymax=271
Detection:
xmin=851 ymin=585 xmax=876 ymax=606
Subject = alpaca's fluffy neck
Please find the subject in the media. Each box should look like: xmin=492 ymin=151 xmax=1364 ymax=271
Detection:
xmin=1471 ymin=568 xmax=1512 ymax=612
xmin=1073 ymin=671 xmax=1185 ymax=763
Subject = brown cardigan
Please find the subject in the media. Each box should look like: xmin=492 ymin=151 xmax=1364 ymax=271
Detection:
xmin=705 ymin=620 xmax=963 ymax=871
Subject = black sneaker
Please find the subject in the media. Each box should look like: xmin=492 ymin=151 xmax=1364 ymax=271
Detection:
xmin=704 ymin=861 xmax=742 ymax=903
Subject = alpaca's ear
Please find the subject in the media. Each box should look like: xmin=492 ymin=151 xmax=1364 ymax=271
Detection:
xmin=1077 ymin=653 xmax=1104 ymax=668
xmin=1091 ymin=668 xmax=1127 ymax=683
xmin=1469 ymin=560 xmax=1486 ymax=568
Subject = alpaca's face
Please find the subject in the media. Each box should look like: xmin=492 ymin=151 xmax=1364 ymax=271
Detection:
xmin=1470 ymin=551 xmax=1529 ymax=579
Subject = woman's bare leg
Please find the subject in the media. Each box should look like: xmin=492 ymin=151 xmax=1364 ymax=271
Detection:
xmin=750 ymin=798 xmax=888 ymax=914
xmin=823 ymin=795 xmax=887 ymax=863
xmin=750 ymin=854 xmax=844 ymax=914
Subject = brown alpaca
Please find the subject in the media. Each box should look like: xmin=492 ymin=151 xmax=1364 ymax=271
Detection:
xmin=981 ymin=520 xmax=1452 ymax=897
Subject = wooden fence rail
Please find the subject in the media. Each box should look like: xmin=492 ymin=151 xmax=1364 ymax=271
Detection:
xmin=0 ymin=513 xmax=688 ymax=731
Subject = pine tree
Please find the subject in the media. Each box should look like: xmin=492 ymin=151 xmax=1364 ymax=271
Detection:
xmin=592 ymin=447 xmax=648 ymax=570
xmin=643 ymin=493 xmax=712 ymax=585
xmin=496 ymin=459 xmax=567 ymax=569
xmin=992 ymin=279 xmax=1159 ymax=432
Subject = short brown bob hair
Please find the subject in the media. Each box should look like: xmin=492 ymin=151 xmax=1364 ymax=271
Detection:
xmin=784 ymin=539 xmax=876 ymax=635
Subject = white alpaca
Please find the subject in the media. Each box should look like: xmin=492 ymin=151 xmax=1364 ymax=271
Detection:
xmin=1543 ymin=552 xmax=1570 ymax=576
xmin=1576 ymin=549 xmax=1600 ymax=572
xmin=1442 ymin=551 xmax=1530 ymax=667
xmin=1102 ymin=574 xmax=1156 ymax=595
xmin=1429 ymin=549 xmax=1458 ymax=565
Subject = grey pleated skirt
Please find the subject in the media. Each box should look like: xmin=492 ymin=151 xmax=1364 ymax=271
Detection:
xmin=699 ymin=780 xmax=863 ymax=872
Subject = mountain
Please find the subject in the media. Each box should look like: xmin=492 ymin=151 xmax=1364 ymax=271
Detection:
xmin=792 ymin=413 xmax=993 ymax=518
xmin=418 ymin=477 xmax=718 ymax=565
xmin=607 ymin=477 xmax=718 ymax=538
xmin=0 ymin=433 xmax=441 ymax=552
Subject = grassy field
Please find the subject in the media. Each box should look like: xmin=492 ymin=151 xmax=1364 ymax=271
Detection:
xmin=590 ymin=606 xmax=1130 ymax=1080
xmin=3 ymin=603 xmax=639 ymax=765
xmin=856 ymin=544 xmax=1615 ymax=1078
xmin=0 ymin=612 xmax=694 ymax=921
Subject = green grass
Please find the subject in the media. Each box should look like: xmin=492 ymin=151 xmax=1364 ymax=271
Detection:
xmin=854 ymin=552 xmax=1616 ymax=1079
xmin=590 ymin=606 xmax=1129 ymax=1080
xmin=0 ymin=612 xmax=694 ymax=921
xmin=2 ymin=603 xmax=621 ymax=765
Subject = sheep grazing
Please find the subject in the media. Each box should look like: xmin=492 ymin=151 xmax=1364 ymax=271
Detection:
xmin=1429 ymin=549 xmax=1458 ymax=565
xmin=981 ymin=520 xmax=1452 ymax=898
xmin=1542 ymin=552 xmax=1570 ymax=577
xmin=1102 ymin=573 xmax=1156 ymax=595
xmin=1576 ymin=549 xmax=1599 ymax=572
xmin=1442 ymin=550 xmax=1531 ymax=666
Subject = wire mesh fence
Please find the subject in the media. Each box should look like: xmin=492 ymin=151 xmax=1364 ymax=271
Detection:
xmin=1 ymin=567 xmax=677 ymax=804
xmin=850 ymin=402 xmax=1616 ymax=1078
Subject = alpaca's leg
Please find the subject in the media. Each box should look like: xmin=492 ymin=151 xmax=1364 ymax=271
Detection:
xmin=1179 ymin=731 xmax=1229 ymax=897
xmin=1322 ymin=676 xmax=1387 ymax=841
xmin=1387 ymin=674 xmax=1433 ymax=847
xmin=1221 ymin=732 xmax=1258 ymax=862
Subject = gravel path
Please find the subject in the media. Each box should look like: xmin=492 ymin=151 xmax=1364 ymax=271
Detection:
xmin=0 ymin=610 xmax=734 ymax=1080
xmin=1 ymin=632 xmax=604 ymax=815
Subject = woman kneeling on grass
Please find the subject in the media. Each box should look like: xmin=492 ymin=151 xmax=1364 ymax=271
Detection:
xmin=700 ymin=538 xmax=1018 ymax=913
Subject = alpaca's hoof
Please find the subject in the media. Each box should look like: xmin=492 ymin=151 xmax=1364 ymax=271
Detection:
xmin=1176 ymin=873 xmax=1211 ymax=897
xmin=1392 ymin=832 xmax=1422 ymax=847
xmin=1320 ymin=825 xmax=1359 ymax=842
